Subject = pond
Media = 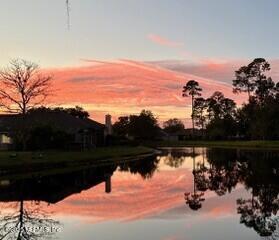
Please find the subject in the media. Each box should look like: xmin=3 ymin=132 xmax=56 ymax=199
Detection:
xmin=0 ymin=147 xmax=278 ymax=240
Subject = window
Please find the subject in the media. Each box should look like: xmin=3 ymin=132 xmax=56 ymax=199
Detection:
xmin=1 ymin=134 xmax=12 ymax=144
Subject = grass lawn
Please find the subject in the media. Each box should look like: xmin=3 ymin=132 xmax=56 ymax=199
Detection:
xmin=148 ymin=140 xmax=279 ymax=149
xmin=0 ymin=146 xmax=155 ymax=168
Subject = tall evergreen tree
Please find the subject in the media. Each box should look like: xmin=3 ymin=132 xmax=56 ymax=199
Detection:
xmin=182 ymin=80 xmax=202 ymax=136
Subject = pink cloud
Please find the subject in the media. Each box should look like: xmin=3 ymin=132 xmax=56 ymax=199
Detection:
xmin=43 ymin=59 xmax=242 ymax=125
xmin=152 ymin=59 xmax=279 ymax=84
xmin=148 ymin=34 xmax=184 ymax=48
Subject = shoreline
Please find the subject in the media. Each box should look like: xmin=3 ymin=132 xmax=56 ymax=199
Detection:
xmin=147 ymin=140 xmax=279 ymax=150
xmin=0 ymin=146 xmax=156 ymax=178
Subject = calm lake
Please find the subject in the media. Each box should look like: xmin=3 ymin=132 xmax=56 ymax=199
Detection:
xmin=0 ymin=147 xmax=278 ymax=240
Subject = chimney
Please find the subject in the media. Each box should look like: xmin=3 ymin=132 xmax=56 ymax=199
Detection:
xmin=105 ymin=114 xmax=113 ymax=136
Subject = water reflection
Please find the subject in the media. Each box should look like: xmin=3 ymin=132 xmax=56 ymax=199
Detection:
xmin=172 ymin=148 xmax=279 ymax=239
xmin=118 ymin=156 xmax=159 ymax=179
xmin=0 ymin=155 xmax=160 ymax=239
xmin=0 ymin=200 xmax=60 ymax=240
xmin=184 ymin=148 xmax=205 ymax=210
xmin=0 ymin=149 xmax=278 ymax=239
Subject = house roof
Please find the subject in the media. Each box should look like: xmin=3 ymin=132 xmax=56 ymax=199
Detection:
xmin=0 ymin=112 xmax=105 ymax=134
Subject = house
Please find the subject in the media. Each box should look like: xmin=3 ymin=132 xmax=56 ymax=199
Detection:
xmin=0 ymin=112 xmax=106 ymax=150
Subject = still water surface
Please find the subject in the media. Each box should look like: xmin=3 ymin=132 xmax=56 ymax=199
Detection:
xmin=0 ymin=147 xmax=278 ymax=240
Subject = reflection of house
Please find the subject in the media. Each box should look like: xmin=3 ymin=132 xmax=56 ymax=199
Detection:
xmin=0 ymin=112 xmax=105 ymax=149
xmin=0 ymin=165 xmax=116 ymax=203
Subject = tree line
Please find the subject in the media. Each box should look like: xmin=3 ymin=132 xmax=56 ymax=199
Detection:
xmin=183 ymin=58 xmax=279 ymax=140
xmin=113 ymin=58 xmax=279 ymax=141
xmin=184 ymin=148 xmax=279 ymax=237
xmin=1 ymin=58 xmax=278 ymax=145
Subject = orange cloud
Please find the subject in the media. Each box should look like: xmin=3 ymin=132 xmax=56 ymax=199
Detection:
xmin=147 ymin=34 xmax=184 ymax=48
xmin=44 ymin=60 xmax=243 ymax=125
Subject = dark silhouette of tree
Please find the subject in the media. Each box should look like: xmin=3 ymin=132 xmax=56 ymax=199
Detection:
xmin=184 ymin=147 xmax=279 ymax=238
xmin=206 ymin=92 xmax=237 ymax=139
xmin=163 ymin=118 xmax=185 ymax=134
xmin=233 ymin=66 xmax=255 ymax=100
xmin=28 ymin=106 xmax=89 ymax=119
xmin=255 ymin=76 xmax=275 ymax=104
xmin=0 ymin=200 xmax=60 ymax=240
xmin=0 ymin=59 xmax=52 ymax=115
xmin=237 ymin=195 xmax=279 ymax=238
xmin=0 ymin=59 xmax=53 ymax=150
xmin=193 ymin=97 xmax=207 ymax=131
xmin=118 ymin=155 xmax=159 ymax=179
xmin=113 ymin=116 xmax=130 ymax=137
xmin=206 ymin=91 xmax=236 ymax=120
xmin=113 ymin=110 xmax=160 ymax=140
xmin=184 ymin=148 xmax=205 ymax=210
xmin=248 ymin=58 xmax=272 ymax=103
xmin=128 ymin=110 xmax=160 ymax=140
xmin=194 ymin=149 xmax=209 ymax=192
xmin=56 ymin=106 xmax=89 ymax=119
xmin=160 ymin=148 xmax=200 ymax=168
xmin=182 ymin=80 xmax=202 ymax=136
xmin=231 ymin=58 xmax=279 ymax=139
xmin=112 ymin=110 xmax=161 ymax=140
xmin=274 ymin=82 xmax=279 ymax=98
xmin=162 ymin=153 xmax=186 ymax=168
xmin=233 ymin=58 xmax=275 ymax=103
xmin=235 ymin=91 xmax=279 ymax=140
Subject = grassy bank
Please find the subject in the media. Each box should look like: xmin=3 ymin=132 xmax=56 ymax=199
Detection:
xmin=147 ymin=140 xmax=279 ymax=149
xmin=0 ymin=146 xmax=155 ymax=168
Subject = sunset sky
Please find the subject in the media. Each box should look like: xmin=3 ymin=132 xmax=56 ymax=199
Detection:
xmin=1 ymin=0 xmax=279 ymax=124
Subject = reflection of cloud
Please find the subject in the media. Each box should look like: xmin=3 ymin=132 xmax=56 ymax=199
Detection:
xmin=0 ymin=158 xmax=248 ymax=228
xmin=147 ymin=34 xmax=183 ymax=48
xmin=47 ymin=169 xmax=192 ymax=222
xmin=146 ymin=186 xmax=247 ymax=222
xmin=2 ymin=169 xmax=244 ymax=225
xmin=0 ymin=168 xmax=192 ymax=223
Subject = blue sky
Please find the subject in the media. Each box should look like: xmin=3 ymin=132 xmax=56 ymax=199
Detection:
xmin=0 ymin=0 xmax=279 ymax=67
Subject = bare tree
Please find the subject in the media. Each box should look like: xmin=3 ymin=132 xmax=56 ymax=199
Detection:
xmin=0 ymin=59 xmax=52 ymax=115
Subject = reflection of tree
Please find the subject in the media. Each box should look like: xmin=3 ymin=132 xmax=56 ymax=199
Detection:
xmin=237 ymin=196 xmax=279 ymax=238
xmin=0 ymin=201 xmax=60 ymax=240
xmin=179 ymin=147 xmax=279 ymax=237
xmin=184 ymin=148 xmax=205 ymax=211
xmin=159 ymin=148 xmax=201 ymax=169
xmin=0 ymin=200 xmax=60 ymax=240
xmin=162 ymin=153 xmax=186 ymax=168
xmin=119 ymin=155 xmax=159 ymax=179
xmin=235 ymin=151 xmax=279 ymax=238
xmin=207 ymin=149 xmax=279 ymax=238
xmin=194 ymin=149 xmax=209 ymax=192
xmin=207 ymin=163 xmax=240 ymax=196
xmin=206 ymin=149 xmax=240 ymax=196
